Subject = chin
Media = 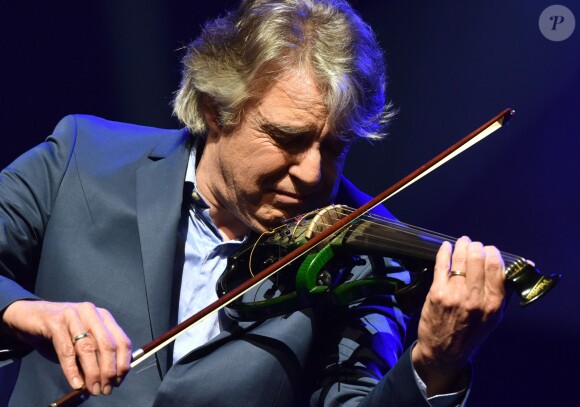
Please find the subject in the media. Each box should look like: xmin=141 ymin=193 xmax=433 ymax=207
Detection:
xmin=249 ymin=208 xmax=295 ymax=232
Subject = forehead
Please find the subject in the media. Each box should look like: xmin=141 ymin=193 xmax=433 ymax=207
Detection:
xmin=252 ymin=70 xmax=329 ymax=129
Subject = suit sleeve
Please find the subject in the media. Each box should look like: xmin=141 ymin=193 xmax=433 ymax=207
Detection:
xmin=0 ymin=116 xmax=78 ymax=346
xmin=310 ymin=256 xmax=470 ymax=407
xmin=313 ymin=178 xmax=470 ymax=406
xmin=309 ymin=256 xmax=423 ymax=406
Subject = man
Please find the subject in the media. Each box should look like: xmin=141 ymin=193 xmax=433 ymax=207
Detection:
xmin=0 ymin=0 xmax=506 ymax=405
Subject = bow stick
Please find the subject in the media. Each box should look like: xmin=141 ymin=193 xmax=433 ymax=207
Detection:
xmin=50 ymin=108 xmax=515 ymax=407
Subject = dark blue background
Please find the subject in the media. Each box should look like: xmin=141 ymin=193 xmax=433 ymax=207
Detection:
xmin=1 ymin=1 xmax=578 ymax=405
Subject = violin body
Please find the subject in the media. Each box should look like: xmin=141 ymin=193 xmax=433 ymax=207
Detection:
xmin=218 ymin=205 xmax=561 ymax=321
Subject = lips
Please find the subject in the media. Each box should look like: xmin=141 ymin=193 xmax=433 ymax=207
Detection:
xmin=272 ymin=190 xmax=307 ymax=205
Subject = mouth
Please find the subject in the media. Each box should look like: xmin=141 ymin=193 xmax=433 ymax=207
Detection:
xmin=271 ymin=190 xmax=308 ymax=205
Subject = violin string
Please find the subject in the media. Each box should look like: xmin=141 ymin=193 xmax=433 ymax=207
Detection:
xmin=282 ymin=208 xmax=522 ymax=267
xmin=350 ymin=207 xmax=523 ymax=263
xmin=352 ymin=211 xmax=522 ymax=264
xmin=286 ymin=206 xmax=522 ymax=265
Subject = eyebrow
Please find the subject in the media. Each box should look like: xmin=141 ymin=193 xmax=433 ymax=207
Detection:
xmin=259 ymin=121 xmax=319 ymax=138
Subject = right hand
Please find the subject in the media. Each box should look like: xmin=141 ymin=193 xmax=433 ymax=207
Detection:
xmin=411 ymin=236 xmax=506 ymax=396
xmin=1 ymin=300 xmax=132 ymax=396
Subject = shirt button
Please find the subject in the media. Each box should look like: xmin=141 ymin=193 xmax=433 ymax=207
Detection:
xmin=191 ymin=191 xmax=202 ymax=202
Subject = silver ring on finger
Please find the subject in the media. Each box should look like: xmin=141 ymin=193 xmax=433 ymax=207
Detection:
xmin=448 ymin=270 xmax=467 ymax=278
xmin=72 ymin=332 xmax=91 ymax=345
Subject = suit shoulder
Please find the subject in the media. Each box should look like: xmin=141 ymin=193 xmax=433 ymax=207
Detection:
xmin=59 ymin=114 xmax=184 ymax=141
xmin=50 ymin=115 xmax=191 ymax=164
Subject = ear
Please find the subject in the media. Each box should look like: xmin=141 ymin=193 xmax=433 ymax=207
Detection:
xmin=201 ymin=94 xmax=221 ymax=136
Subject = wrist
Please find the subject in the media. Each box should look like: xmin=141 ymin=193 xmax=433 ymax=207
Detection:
xmin=2 ymin=300 xmax=26 ymax=327
xmin=1 ymin=299 xmax=41 ymax=337
xmin=411 ymin=342 xmax=470 ymax=397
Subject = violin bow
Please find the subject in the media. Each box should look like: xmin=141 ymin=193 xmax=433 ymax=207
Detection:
xmin=50 ymin=108 xmax=515 ymax=407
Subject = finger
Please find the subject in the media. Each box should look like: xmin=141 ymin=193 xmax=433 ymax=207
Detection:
xmin=68 ymin=325 xmax=102 ymax=396
xmin=432 ymin=240 xmax=453 ymax=292
xmin=464 ymin=241 xmax=485 ymax=299
xmin=99 ymin=308 xmax=132 ymax=389
xmin=77 ymin=303 xmax=118 ymax=395
xmin=448 ymin=236 xmax=471 ymax=285
xmin=483 ymin=245 xmax=506 ymax=310
xmin=50 ymin=314 xmax=86 ymax=391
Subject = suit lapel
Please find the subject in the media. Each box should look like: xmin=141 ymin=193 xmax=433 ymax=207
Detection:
xmin=136 ymin=130 xmax=191 ymax=375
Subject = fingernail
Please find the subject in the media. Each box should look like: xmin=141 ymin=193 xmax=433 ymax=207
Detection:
xmin=72 ymin=376 xmax=83 ymax=389
xmin=92 ymin=382 xmax=101 ymax=395
xmin=115 ymin=376 xmax=123 ymax=386
xmin=103 ymin=384 xmax=112 ymax=395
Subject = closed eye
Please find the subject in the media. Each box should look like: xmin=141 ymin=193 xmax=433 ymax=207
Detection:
xmin=259 ymin=122 xmax=316 ymax=150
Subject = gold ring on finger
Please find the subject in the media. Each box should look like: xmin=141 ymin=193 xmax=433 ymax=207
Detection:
xmin=72 ymin=332 xmax=91 ymax=345
xmin=448 ymin=270 xmax=467 ymax=278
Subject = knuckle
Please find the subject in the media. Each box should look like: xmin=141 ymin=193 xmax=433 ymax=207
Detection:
xmin=62 ymin=357 xmax=80 ymax=375
xmin=60 ymin=343 xmax=76 ymax=359
xmin=428 ymin=289 xmax=445 ymax=304
xmin=119 ymin=337 xmax=132 ymax=353
xmin=452 ymin=251 xmax=467 ymax=264
xmin=77 ymin=340 xmax=97 ymax=354
xmin=61 ymin=304 xmax=79 ymax=320
xmin=483 ymin=304 xmax=499 ymax=316
xmin=486 ymin=252 xmax=503 ymax=267
xmin=428 ymin=289 xmax=458 ymax=308
xmin=99 ymin=336 xmax=116 ymax=353
xmin=118 ymin=362 xmax=131 ymax=375
xmin=434 ymin=261 xmax=449 ymax=273
xmin=487 ymin=261 xmax=503 ymax=275
xmin=98 ymin=307 xmax=114 ymax=320
xmin=79 ymin=302 xmax=97 ymax=313
xmin=102 ymin=366 xmax=118 ymax=380
xmin=95 ymin=308 xmax=115 ymax=324
xmin=467 ymin=245 xmax=485 ymax=262
xmin=468 ymin=241 xmax=484 ymax=250
xmin=44 ymin=319 xmax=64 ymax=337
xmin=464 ymin=296 xmax=484 ymax=313
xmin=464 ymin=302 xmax=479 ymax=314
xmin=483 ymin=297 xmax=503 ymax=315
xmin=117 ymin=369 xmax=130 ymax=381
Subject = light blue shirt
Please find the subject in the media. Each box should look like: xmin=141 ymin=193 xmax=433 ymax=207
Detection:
xmin=172 ymin=143 xmax=244 ymax=363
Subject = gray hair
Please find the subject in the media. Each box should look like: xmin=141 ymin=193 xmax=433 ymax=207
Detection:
xmin=174 ymin=0 xmax=393 ymax=140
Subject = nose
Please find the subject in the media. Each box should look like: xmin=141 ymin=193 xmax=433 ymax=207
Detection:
xmin=288 ymin=146 xmax=322 ymax=187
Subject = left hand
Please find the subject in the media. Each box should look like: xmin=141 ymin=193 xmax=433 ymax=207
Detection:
xmin=1 ymin=300 xmax=132 ymax=396
xmin=411 ymin=236 xmax=506 ymax=396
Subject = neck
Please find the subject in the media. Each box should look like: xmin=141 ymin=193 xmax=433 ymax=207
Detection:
xmin=208 ymin=206 xmax=249 ymax=241
xmin=195 ymin=140 xmax=250 ymax=241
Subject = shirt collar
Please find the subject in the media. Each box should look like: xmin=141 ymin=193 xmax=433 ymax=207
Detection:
xmin=185 ymin=137 xmax=209 ymax=209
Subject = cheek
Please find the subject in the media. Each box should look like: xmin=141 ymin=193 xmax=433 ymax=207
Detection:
xmin=230 ymin=151 xmax=288 ymax=197
xmin=219 ymin=138 xmax=269 ymax=177
xmin=248 ymin=150 xmax=290 ymax=180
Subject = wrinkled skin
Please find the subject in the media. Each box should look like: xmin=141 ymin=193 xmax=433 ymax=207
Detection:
xmin=195 ymin=69 xmax=350 ymax=239
xmin=412 ymin=236 xmax=506 ymax=395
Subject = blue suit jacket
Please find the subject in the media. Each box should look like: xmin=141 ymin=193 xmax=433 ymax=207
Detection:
xmin=0 ymin=115 xmax=436 ymax=406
